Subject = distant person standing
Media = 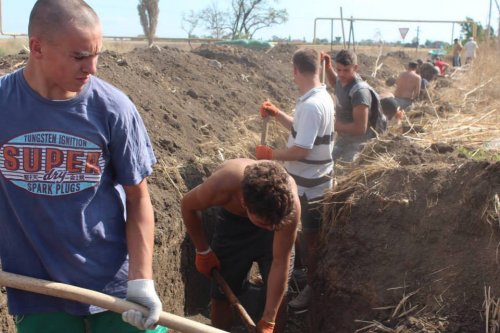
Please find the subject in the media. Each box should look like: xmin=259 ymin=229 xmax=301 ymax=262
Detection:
xmin=394 ymin=61 xmax=421 ymax=109
xmin=464 ymin=37 xmax=479 ymax=64
xmin=452 ymin=38 xmax=463 ymax=67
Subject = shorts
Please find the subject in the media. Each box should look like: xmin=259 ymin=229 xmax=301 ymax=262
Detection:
xmin=210 ymin=209 xmax=293 ymax=299
xmin=394 ymin=97 xmax=412 ymax=110
xmin=332 ymin=136 xmax=368 ymax=163
xmin=299 ymin=195 xmax=324 ymax=232
xmin=15 ymin=311 xmax=167 ymax=333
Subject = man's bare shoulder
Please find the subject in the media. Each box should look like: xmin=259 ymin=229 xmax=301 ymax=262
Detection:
xmin=410 ymin=71 xmax=421 ymax=78
xmin=194 ymin=159 xmax=257 ymax=207
xmin=286 ymin=175 xmax=300 ymax=222
xmin=208 ymin=158 xmax=257 ymax=187
xmin=213 ymin=158 xmax=257 ymax=176
xmin=286 ymin=175 xmax=299 ymax=197
xmin=399 ymin=71 xmax=413 ymax=78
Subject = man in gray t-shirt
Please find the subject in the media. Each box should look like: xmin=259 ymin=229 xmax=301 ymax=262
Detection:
xmin=322 ymin=49 xmax=382 ymax=163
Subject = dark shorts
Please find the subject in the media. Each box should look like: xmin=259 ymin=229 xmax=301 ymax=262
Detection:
xmin=394 ymin=97 xmax=412 ymax=110
xmin=421 ymin=79 xmax=429 ymax=90
xmin=332 ymin=134 xmax=371 ymax=164
xmin=299 ymin=195 xmax=324 ymax=232
xmin=210 ymin=209 xmax=293 ymax=299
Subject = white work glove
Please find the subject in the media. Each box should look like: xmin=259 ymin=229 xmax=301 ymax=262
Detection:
xmin=122 ymin=279 xmax=162 ymax=330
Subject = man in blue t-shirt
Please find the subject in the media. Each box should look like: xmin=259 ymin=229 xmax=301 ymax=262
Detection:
xmin=0 ymin=1 xmax=164 ymax=332
xmin=323 ymin=49 xmax=386 ymax=163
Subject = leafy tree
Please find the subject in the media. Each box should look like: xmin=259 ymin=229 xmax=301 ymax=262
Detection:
xmin=195 ymin=0 xmax=288 ymax=40
xmin=460 ymin=17 xmax=494 ymax=42
xmin=181 ymin=10 xmax=200 ymax=49
xmin=182 ymin=10 xmax=199 ymax=39
xmin=138 ymin=0 xmax=159 ymax=47
xmin=199 ymin=3 xmax=229 ymax=39
xmin=229 ymin=0 xmax=288 ymax=39
xmin=316 ymin=38 xmax=329 ymax=44
xmin=411 ymin=36 xmax=419 ymax=47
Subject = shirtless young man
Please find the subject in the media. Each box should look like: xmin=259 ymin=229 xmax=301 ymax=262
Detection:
xmin=181 ymin=159 xmax=300 ymax=333
xmin=394 ymin=61 xmax=421 ymax=109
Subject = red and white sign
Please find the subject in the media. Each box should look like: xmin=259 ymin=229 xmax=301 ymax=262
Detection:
xmin=399 ymin=28 xmax=410 ymax=39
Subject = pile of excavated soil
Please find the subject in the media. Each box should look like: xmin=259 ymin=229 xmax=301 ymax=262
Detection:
xmin=310 ymin=137 xmax=500 ymax=333
xmin=0 ymin=43 xmax=301 ymax=333
xmin=1 ymin=44 xmax=498 ymax=333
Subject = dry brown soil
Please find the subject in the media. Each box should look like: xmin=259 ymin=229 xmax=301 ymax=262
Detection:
xmin=312 ymin=138 xmax=500 ymax=333
xmin=0 ymin=44 xmax=499 ymax=333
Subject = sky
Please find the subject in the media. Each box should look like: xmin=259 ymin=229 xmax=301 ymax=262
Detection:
xmin=1 ymin=0 xmax=498 ymax=43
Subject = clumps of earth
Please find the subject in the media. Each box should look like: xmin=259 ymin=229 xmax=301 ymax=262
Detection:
xmin=1 ymin=44 xmax=498 ymax=333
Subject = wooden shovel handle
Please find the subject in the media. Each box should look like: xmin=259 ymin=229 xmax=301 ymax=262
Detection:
xmin=0 ymin=270 xmax=227 ymax=333
xmin=322 ymin=58 xmax=326 ymax=84
xmin=260 ymin=117 xmax=270 ymax=146
xmin=212 ymin=270 xmax=256 ymax=333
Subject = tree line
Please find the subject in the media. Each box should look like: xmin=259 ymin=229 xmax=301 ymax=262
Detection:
xmin=138 ymin=0 xmax=287 ymax=47
xmin=138 ymin=1 xmax=493 ymax=46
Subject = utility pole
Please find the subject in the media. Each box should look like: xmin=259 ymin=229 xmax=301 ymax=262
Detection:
xmin=340 ymin=7 xmax=346 ymax=49
xmin=0 ymin=0 xmax=24 ymax=37
xmin=0 ymin=0 xmax=4 ymax=35
xmin=416 ymin=26 xmax=420 ymax=54
xmin=487 ymin=0 xmax=493 ymax=43
xmin=495 ymin=0 xmax=500 ymax=48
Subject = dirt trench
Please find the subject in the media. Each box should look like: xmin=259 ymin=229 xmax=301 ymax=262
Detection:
xmin=311 ymin=138 xmax=500 ymax=333
xmin=1 ymin=44 xmax=498 ymax=333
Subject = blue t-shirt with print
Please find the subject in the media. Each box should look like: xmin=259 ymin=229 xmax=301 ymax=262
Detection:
xmin=0 ymin=69 xmax=156 ymax=315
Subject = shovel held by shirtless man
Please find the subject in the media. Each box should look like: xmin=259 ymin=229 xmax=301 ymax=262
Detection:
xmin=181 ymin=159 xmax=300 ymax=333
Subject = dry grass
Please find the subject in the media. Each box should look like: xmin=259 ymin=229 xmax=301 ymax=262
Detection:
xmin=485 ymin=193 xmax=500 ymax=230
xmin=355 ymin=288 xmax=448 ymax=333
xmin=353 ymin=283 xmax=450 ymax=333
xmin=398 ymin=46 xmax=500 ymax=150
xmin=0 ymin=37 xmax=209 ymax=55
xmin=340 ymin=146 xmax=400 ymax=184
xmin=155 ymin=158 xmax=186 ymax=199
xmin=484 ymin=286 xmax=500 ymax=333
xmin=325 ymin=45 xmax=500 ymax=332
xmin=0 ymin=38 xmax=28 ymax=56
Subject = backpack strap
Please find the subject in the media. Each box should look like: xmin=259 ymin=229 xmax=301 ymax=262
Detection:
xmin=348 ymin=81 xmax=387 ymax=134
xmin=348 ymin=81 xmax=371 ymax=99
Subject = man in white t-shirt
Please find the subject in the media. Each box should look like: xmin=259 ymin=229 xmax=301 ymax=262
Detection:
xmin=256 ymin=48 xmax=335 ymax=312
xmin=464 ymin=37 xmax=479 ymax=64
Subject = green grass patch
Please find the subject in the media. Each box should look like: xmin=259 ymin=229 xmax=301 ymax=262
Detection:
xmin=457 ymin=146 xmax=500 ymax=161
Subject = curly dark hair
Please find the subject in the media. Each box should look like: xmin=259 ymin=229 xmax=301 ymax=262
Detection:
xmin=242 ymin=162 xmax=295 ymax=229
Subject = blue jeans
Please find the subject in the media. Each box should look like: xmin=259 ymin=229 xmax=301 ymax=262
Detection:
xmin=332 ymin=136 xmax=368 ymax=163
